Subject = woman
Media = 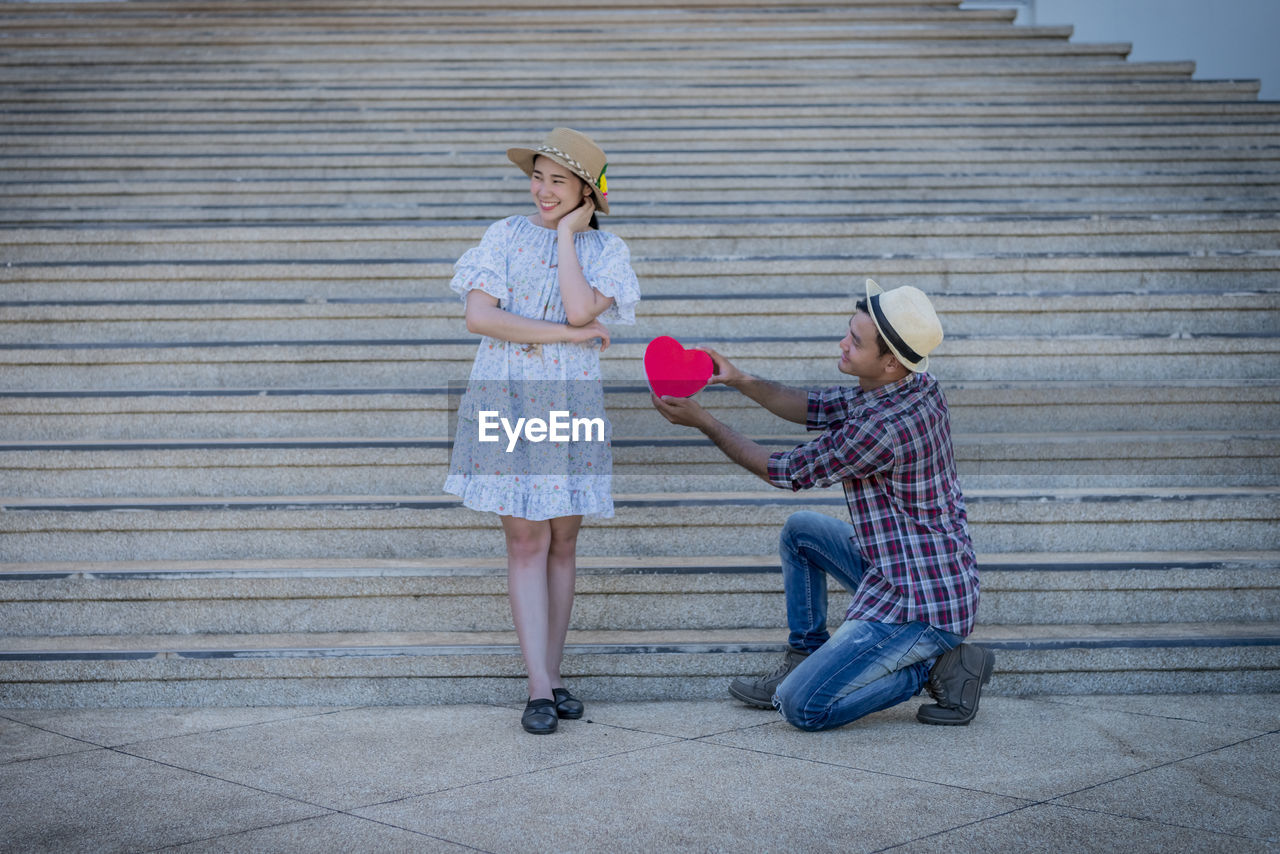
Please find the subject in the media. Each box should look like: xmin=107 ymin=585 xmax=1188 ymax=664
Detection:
xmin=443 ymin=128 xmax=640 ymax=733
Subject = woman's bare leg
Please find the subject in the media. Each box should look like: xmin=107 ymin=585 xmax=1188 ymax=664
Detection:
xmin=501 ymin=515 xmax=554 ymax=700
xmin=546 ymin=515 xmax=583 ymax=689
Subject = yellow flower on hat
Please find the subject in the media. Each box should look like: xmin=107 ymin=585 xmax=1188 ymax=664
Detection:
xmin=597 ymin=164 xmax=608 ymax=197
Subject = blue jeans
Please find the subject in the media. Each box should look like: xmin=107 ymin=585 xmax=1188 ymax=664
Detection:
xmin=773 ymin=511 xmax=962 ymax=731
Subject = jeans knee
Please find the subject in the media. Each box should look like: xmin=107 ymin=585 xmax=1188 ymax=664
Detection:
xmin=775 ymin=681 xmax=827 ymax=732
xmin=780 ymin=511 xmax=823 ymax=549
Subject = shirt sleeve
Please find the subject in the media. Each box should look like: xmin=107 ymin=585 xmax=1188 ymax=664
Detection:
xmin=767 ymin=414 xmax=896 ymax=491
xmin=584 ymin=234 xmax=641 ymax=326
xmin=807 ymin=385 xmax=866 ymax=430
xmin=449 ymin=219 xmax=509 ymax=304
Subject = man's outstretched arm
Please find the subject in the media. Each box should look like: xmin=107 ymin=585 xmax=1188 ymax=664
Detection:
xmin=701 ymin=347 xmax=809 ymax=425
xmin=651 ymin=393 xmax=774 ymax=485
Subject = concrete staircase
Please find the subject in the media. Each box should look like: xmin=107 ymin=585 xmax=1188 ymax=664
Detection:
xmin=1 ymin=0 xmax=1277 ymax=707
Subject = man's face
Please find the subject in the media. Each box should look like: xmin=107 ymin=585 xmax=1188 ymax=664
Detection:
xmin=838 ymin=311 xmax=893 ymax=384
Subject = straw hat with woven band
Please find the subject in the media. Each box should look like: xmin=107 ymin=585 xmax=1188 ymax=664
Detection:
xmin=507 ymin=128 xmax=610 ymax=214
xmin=865 ymin=278 xmax=943 ymax=373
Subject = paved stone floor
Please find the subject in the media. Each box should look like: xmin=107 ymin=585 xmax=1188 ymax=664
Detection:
xmin=2 ymin=694 xmax=1277 ymax=853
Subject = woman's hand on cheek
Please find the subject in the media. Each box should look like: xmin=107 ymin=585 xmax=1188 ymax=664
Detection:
xmin=558 ymin=197 xmax=595 ymax=234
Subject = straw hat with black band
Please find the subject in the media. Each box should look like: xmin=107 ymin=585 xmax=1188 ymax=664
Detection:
xmin=507 ymin=127 xmax=610 ymax=214
xmin=864 ymin=278 xmax=943 ymax=374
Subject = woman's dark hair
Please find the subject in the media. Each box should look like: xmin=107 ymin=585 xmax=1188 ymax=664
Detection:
xmin=854 ymin=298 xmax=891 ymax=357
xmin=588 ymin=211 xmax=599 ymax=230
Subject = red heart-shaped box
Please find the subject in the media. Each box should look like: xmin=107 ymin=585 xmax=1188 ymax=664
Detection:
xmin=644 ymin=335 xmax=714 ymax=398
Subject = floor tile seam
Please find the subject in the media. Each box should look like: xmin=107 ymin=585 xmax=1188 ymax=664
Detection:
xmin=871 ymin=801 xmax=1046 ymax=853
xmin=0 ymin=705 xmax=361 ymax=756
xmin=344 ymin=733 xmax=686 ymax=813
xmin=689 ymin=735 xmax=1039 ymax=804
xmin=869 ymin=797 xmax=1262 ymax=853
xmin=1037 ymin=695 xmax=1280 ymax=735
xmin=135 ymin=813 xmax=351 ymax=854
xmin=1043 ymin=799 xmax=1271 ymax=845
xmin=1038 ymin=730 xmax=1274 ymax=803
xmin=102 ymin=705 xmax=365 ymax=752
xmin=315 ymin=810 xmax=500 ymax=854
xmin=0 ymin=742 xmax=103 ymax=768
xmin=109 ymin=743 xmax=348 ymax=818
xmin=138 ymin=809 xmax=501 ymax=854
xmin=585 ymin=715 xmax=782 ymax=742
xmin=0 ymin=710 xmax=121 ymax=765
xmin=870 ymin=722 xmax=1276 ymax=848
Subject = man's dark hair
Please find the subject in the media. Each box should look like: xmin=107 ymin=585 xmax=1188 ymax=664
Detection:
xmin=854 ymin=298 xmax=892 ymax=357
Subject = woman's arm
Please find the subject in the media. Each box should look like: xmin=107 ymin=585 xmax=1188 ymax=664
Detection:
xmin=464 ymin=290 xmax=610 ymax=350
xmin=556 ymin=200 xmax=616 ymax=327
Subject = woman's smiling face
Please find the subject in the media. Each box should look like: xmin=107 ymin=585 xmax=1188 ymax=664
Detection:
xmin=530 ymin=155 xmax=590 ymax=228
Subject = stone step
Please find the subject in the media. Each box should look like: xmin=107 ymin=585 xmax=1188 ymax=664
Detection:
xmin=9 ymin=216 xmax=1274 ymax=240
xmin=0 ymin=0 xmax=978 ymax=11
xmin=2 ymin=6 xmax=1016 ymax=31
xmin=1 ymin=487 xmax=1276 ymax=562
xmin=0 ymin=39 xmax=1198 ymax=75
xmin=2 ymin=381 xmax=1273 ymax=440
xmin=7 ymin=6 xmax=1015 ymax=30
xmin=3 ymin=292 xmax=1275 ymax=344
xmin=6 ymin=250 xmax=1279 ymax=294
xmin=6 ymin=169 xmax=1280 ymax=207
xmin=4 ymin=431 xmax=1273 ymax=497
xmin=1 ymin=622 xmax=1276 ymax=707
xmin=9 ymin=147 xmax=1275 ymax=191
xmin=5 ymin=180 xmax=1277 ymax=207
xmin=8 ymin=197 xmax=1279 ymax=228
xmin=15 ymin=99 xmax=1280 ymax=129
xmin=7 ymin=126 xmax=1276 ymax=159
xmin=2 ymin=0 xmax=1275 ymax=712
xmin=10 ymin=172 xmax=1276 ymax=209
xmin=8 ymin=138 xmax=1276 ymax=164
xmin=0 ymin=39 xmax=1140 ymax=71
xmin=8 ymin=78 xmax=1264 ymax=108
xmin=8 ymin=271 xmax=1278 ymax=302
xmin=0 ymin=63 xmax=1212 ymax=100
xmin=4 ymin=18 xmax=1085 ymax=47
xmin=16 ymin=130 xmax=1274 ymax=159
xmin=1 ymin=334 xmax=1274 ymax=390
xmin=7 ymin=219 xmax=1280 ymax=265
xmin=40 ymin=104 xmax=1266 ymax=131
xmin=1 ymin=552 xmax=1277 ymax=637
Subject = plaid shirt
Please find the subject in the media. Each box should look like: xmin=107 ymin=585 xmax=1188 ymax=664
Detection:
xmin=766 ymin=372 xmax=979 ymax=636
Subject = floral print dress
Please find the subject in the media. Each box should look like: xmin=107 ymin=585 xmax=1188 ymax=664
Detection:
xmin=443 ymin=215 xmax=641 ymax=521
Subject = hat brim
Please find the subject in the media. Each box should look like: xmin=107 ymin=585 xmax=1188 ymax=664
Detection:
xmin=507 ymin=147 xmax=610 ymax=214
xmin=865 ymin=278 xmax=929 ymax=373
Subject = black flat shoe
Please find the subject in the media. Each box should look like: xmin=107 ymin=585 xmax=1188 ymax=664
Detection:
xmin=522 ymin=698 xmax=558 ymax=734
xmin=553 ymin=687 xmax=584 ymax=720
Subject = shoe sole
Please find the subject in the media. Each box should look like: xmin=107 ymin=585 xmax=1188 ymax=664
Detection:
xmin=727 ymin=681 xmax=776 ymax=710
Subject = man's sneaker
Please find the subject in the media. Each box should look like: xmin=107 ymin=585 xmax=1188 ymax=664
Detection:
xmin=916 ymin=643 xmax=995 ymax=726
xmin=728 ymin=648 xmax=810 ymax=709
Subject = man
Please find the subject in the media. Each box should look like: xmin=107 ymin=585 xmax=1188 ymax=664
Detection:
xmin=651 ymin=279 xmax=993 ymax=730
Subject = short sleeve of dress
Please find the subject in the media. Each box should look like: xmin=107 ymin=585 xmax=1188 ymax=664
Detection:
xmin=586 ymin=233 xmax=641 ymax=326
xmin=449 ymin=219 xmax=510 ymax=304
